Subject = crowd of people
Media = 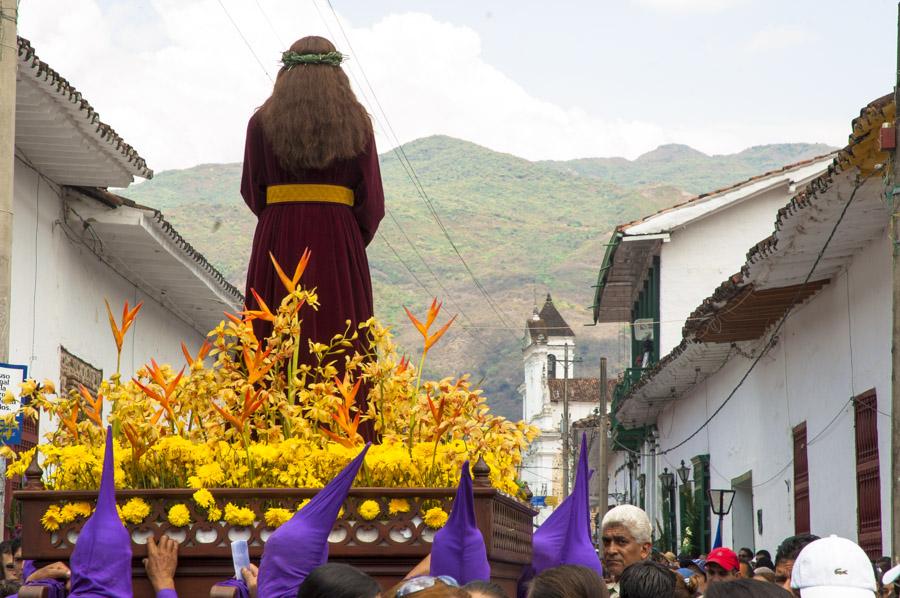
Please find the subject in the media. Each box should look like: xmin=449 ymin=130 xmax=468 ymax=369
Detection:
xmin=597 ymin=504 xmax=897 ymax=598
xmin=1 ymin=432 xmax=896 ymax=597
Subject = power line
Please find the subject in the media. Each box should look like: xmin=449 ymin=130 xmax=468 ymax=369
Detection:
xmin=251 ymin=0 xmax=286 ymax=48
xmin=215 ymin=0 xmax=274 ymax=84
xmin=307 ymin=0 xmax=484 ymax=339
xmin=321 ymin=0 xmax=518 ymax=334
xmin=657 ymin=171 xmax=876 ymax=455
xmin=611 ymin=171 xmax=880 ymax=459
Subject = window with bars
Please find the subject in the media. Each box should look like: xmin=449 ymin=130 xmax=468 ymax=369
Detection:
xmin=793 ymin=422 xmax=810 ymax=535
xmin=854 ymin=390 xmax=882 ymax=559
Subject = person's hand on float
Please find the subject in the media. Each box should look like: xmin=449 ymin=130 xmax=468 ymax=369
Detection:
xmin=241 ymin=564 xmax=259 ymax=598
xmin=144 ymin=535 xmax=179 ymax=593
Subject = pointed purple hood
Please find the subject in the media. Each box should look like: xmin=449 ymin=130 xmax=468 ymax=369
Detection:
xmin=531 ymin=433 xmax=602 ymax=576
xmin=257 ymin=444 xmax=370 ymax=598
xmin=69 ymin=426 xmax=133 ymax=597
xmin=429 ymin=461 xmax=491 ymax=584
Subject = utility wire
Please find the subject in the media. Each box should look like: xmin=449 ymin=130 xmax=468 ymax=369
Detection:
xmin=321 ymin=0 xmax=518 ymax=334
xmin=309 ymin=1 xmax=496 ymax=344
xmin=251 ymin=0 xmax=286 ymax=48
xmin=215 ymin=0 xmax=274 ymax=84
xmin=656 ymin=172 xmax=876 ymax=455
xmin=611 ymin=171 xmax=879 ymax=458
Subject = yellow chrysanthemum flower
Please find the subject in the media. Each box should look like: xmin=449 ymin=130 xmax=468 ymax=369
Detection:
xmin=388 ymin=498 xmax=410 ymax=516
xmin=296 ymin=499 xmax=311 ymax=512
xmin=195 ymin=463 xmax=225 ymax=486
xmin=358 ymin=500 xmax=380 ymax=521
xmin=423 ymin=507 xmax=448 ymax=529
xmin=120 ymin=498 xmax=152 ymax=525
xmin=224 ymin=503 xmax=255 ymax=527
xmin=208 ymin=505 xmax=222 ymax=522
xmin=264 ymin=507 xmax=292 ymax=528
xmin=41 ymin=505 xmax=64 ymax=532
xmin=192 ymin=489 xmax=215 ymax=509
xmin=167 ymin=504 xmax=191 ymax=527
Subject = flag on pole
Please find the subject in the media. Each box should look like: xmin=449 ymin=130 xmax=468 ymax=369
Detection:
xmin=712 ymin=517 xmax=723 ymax=549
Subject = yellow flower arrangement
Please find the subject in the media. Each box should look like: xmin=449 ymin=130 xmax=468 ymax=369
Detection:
xmin=192 ymin=489 xmax=215 ymax=510
xmin=167 ymin=504 xmax=191 ymax=527
xmin=388 ymin=498 xmax=410 ymax=516
xmin=423 ymin=507 xmax=448 ymax=529
xmin=358 ymin=500 xmax=380 ymax=521
xmin=59 ymin=502 xmax=92 ymax=524
xmin=224 ymin=503 xmax=255 ymax=527
xmin=264 ymin=507 xmax=293 ymax=528
xmin=3 ymin=253 xmax=539 ymax=526
xmin=120 ymin=498 xmax=151 ymax=525
xmin=41 ymin=505 xmax=64 ymax=532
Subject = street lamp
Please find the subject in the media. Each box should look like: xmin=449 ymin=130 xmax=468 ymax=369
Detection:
xmin=659 ymin=468 xmax=675 ymax=492
xmin=659 ymin=468 xmax=676 ymax=552
xmin=677 ymin=460 xmax=691 ymax=485
xmin=708 ymin=488 xmax=736 ymax=548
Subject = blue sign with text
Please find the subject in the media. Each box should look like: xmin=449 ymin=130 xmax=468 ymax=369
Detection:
xmin=0 ymin=364 xmax=27 ymax=446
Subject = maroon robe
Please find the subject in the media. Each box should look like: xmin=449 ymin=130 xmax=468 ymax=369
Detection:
xmin=241 ymin=112 xmax=384 ymax=406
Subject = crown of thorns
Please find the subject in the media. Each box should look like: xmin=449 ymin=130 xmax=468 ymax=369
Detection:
xmin=281 ymin=51 xmax=346 ymax=69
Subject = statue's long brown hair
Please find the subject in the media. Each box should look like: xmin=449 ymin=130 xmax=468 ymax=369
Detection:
xmin=258 ymin=36 xmax=372 ymax=171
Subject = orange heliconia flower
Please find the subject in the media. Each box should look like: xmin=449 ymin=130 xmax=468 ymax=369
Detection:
xmin=77 ymin=385 xmax=104 ymax=427
xmin=426 ymin=392 xmax=448 ymax=443
xmin=105 ymin=299 xmax=143 ymax=353
xmin=242 ymin=289 xmax=276 ymax=322
xmin=269 ymin=248 xmax=311 ymax=293
xmin=243 ymin=346 xmax=274 ymax=386
xmin=321 ymin=374 xmax=363 ymax=447
xmin=123 ymin=423 xmax=156 ymax=461
xmin=212 ymin=387 xmax=267 ymax=434
xmin=403 ymin=299 xmax=457 ymax=355
xmin=60 ymin=403 xmax=81 ymax=441
xmin=133 ymin=360 xmax=184 ymax=422
xmin=181 ymin=341 xmax=212 ymax=367
xmin=396 ymin=355 xmax=410 ymax=375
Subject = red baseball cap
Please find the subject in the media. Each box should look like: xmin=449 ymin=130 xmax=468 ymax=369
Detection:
xmin=706 ymin=547 xmax=740 ymax=572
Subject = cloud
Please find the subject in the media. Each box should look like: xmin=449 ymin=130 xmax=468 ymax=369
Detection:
xmin=630 ymin=0 xmax=744 ymax=13
xmin=18 ymin=1 xmax=841 ymax=175
xmin=746 ymin=24 xmax=816 ymax=52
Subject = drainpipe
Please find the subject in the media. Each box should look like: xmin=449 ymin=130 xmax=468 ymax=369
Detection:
xmin=891 ymin=0 xmax=900 ymax=561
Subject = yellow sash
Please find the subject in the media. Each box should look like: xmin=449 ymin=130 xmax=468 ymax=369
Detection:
xmin=266 ymin=184 xmax=354 ymax=206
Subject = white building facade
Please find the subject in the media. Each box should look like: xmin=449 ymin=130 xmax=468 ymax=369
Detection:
xmin=10 ymin=37 xmax=242 ymax=459
xmin=520 ymin=295 xmax=600 ymax=524
xmin=593 ymin=95 xmax=893 ymax=558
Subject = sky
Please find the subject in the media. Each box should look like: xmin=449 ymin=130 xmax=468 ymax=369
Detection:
xmin=16 ymin=0 xmax=900 ymax=174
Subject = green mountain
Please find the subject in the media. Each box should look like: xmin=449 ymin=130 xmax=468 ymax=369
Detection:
xmin=539 ymin=142 xmax=836 ymax=194
xmin=123 ymin=136 xmax=834 ymax=419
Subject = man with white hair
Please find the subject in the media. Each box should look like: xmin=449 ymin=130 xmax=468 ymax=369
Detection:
xmin=601 ymin=504 xmax=653 ymax=596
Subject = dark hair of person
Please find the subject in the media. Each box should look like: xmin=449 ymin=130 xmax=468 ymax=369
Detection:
xmin=774 ymin=534 xmax=819 ymax=565
xmin=704 ymin=578 xmax=793 ymax=597
xmin=463 ymin=580 xmax=508 ymax=598
xmin=755 ymin=550 xmax=772 ymax=561
xmin=257 ymin=36 xmax=373 ymax=172
xmin=755 ymin=556 xmax=775 ymax=570
xmin=297 ymin=563 xmax=380 ymax=598
xmin=618 ymin=561 xmax=675 ymax=598
xmin=527 ymin=565 xmax=609 ymax=598
xmin=0 ymin=541 xmax=10 ymax=557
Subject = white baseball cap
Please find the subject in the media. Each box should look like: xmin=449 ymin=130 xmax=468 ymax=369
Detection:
xmin=790 ymin=535 xmax=876 ymax=597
